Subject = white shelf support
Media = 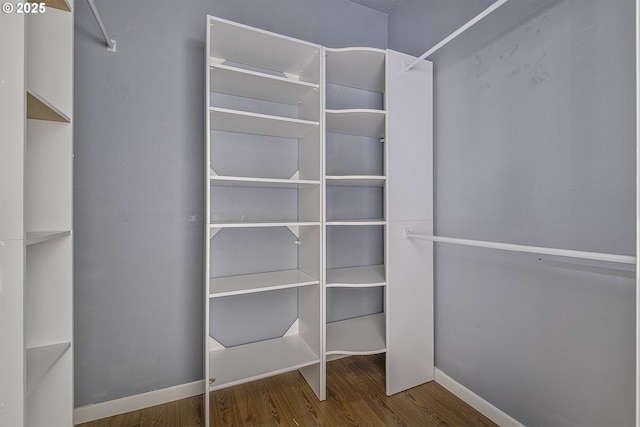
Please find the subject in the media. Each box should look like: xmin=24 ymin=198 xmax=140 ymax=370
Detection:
xmin=404 ymin=231 xmax=636 ymax=265
xmin=87 ymin=0 xmax=116 ymax=52
xmin=404 ymin=0 xmax=510 ymax=71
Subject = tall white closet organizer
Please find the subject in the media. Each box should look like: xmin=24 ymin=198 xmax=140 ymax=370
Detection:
xmin=204 ymin=15 xmax=433 ymax=422
xmin=0 ymin=1 xmax=74 ymax=426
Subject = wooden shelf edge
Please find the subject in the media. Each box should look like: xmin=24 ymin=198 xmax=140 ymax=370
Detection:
xmin=27 ymin=91 xmax=71 ymax=123
xmin=44 ymin=0 xmax=71 ymax=12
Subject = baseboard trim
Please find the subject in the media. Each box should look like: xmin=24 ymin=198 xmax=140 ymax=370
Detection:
xmin=73 ymin=380 xmax=204 ymax=425
xmin=434 ymin=368 xmax=524 ymax=427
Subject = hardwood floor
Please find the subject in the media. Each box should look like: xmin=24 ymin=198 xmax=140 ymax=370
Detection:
xmin=77 ymin=354 xmax=496 ymax=427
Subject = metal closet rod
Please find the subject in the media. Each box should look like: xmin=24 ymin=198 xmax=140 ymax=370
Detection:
xmin=87 ymin=0 xmax=116 ymax=51
xmin=404 ymin=231 xmax=636 ymax=265
xmin=404 ymin=0 xmax=510 ymax=71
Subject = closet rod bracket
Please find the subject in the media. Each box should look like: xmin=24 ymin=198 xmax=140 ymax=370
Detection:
xmin=87 ymin=0 xmax=117 ymax=52
xmin=107 ymin=39 xmax=117 ymax=52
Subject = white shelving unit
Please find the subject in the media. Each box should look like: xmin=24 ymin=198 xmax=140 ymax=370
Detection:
xmin=323 ymin=47 xmax=389 ymax=371
xmin=0 ymin=2 xmax=74 ymax=426
xmin=204 ymin=16 xmax=433 ymax=419
xmin=205 ymin=15 xmax=324 ymax=423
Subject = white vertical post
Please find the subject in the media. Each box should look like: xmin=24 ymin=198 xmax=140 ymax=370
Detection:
xmin=636 ymin=0 xmax=640 ymax=424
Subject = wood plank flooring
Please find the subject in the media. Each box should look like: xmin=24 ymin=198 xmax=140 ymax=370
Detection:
xmin=77 ymin=354 xmax=496 ymax=427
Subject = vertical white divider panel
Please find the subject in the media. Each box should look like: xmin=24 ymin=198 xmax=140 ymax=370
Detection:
xmin=204 ymin=17 xmax=212 ymax=424
xmin=0 ymin=14 xmax=26 ymax=425
xmin=0 ymin=12 xmax=25 ymax=240
xmin=0 ymin=241 xmax=25 ymax=426
xmin=385 ymin=49 xmax=434 ymax=395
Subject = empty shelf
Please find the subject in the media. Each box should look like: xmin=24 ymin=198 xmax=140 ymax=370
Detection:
xmin=210 ymin=269 xmax=319 ymax=297
xmin=26 ymin=91 xmax=70 ymax=123
xmin=209 ymin=17 xmax=320 ymax=79
xmin=210 ymin=63 xmax=319 ymax=106
xmin=326 ymin=265 xmax=386 ymax=287
xmin=209 ymin=220 xmax=320 ymax=228
xmin=326 ymin=219 xmax=386 ymax=226
xmin=326 ymin=109 xmax=385 ymax=138
xmin=26 ymin=342 xmax=71 ymax=397
xmin=211 ymin=107 xmax=318 ymax=138
xmin=325 ymin=47 xmax=385 ymax=92
xmin=209 ymin=334 xmax=319 ymax=390
xmin=326 ymin=313 xmax=386 ymax=356
xmin=326 ymin=175 xmax=386 ymax=187
xmin=25 ymin=230 xmax=71 ymax=246
xmin=210 ymin=176 xmax=320 ymax=188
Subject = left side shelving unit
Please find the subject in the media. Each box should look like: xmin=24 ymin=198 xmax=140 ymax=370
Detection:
xmin=0 ymin=1 xmax=74 ymax=426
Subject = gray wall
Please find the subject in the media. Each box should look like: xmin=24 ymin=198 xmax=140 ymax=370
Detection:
xmin=73 ymin=0 xmax=387 ymax=406
xmin=390 ymin=0 xmax=635 ymax=425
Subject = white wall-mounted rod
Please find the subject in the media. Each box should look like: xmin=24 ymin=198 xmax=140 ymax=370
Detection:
xmin=87 ymin=0 xmax=116 ymax=52
xmin=404 ymin=0 xmax=510 ymax=72
xmin=404 ymin=231 xmax=636 ymax=265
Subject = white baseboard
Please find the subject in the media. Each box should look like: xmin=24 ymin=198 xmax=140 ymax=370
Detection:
xmin=73 ymin=380 xmax=204 ymax=425
xmin=434 ymin=368 xmax=524 ymax=427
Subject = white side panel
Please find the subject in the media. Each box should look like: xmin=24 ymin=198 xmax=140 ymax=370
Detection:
xmin=387 ymin=50 xmax=433 ymax=222
xmin=26 ymin=8 xmax=73 ymax=117
xmin=26 ymin=349 xmax=73 ymax=427
xmin=205 ymin=16 xmax=212 ymax=425
xmin=25 ymin=120 xmax=73 ymax=232
xmin=386 ymin=49 xmax=434 ymax=395
xmin=387 ymin=221 xmax=434 ymax=394
xmin=0 ymin=240 xmax=26 ymax=426
xmin=0 ymin=13 xmax=25 ymax=240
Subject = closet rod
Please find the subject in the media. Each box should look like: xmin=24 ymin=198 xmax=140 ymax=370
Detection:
xmin=404 ymin=231 xmax=636 ymax=265
xmin=87 ymin=0 xmax=116 ymax=52
xmin=404 ymin=0 xmax=510 ymax=72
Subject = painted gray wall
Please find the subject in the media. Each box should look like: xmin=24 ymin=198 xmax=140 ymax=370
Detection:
xmin=390 ymin=0 xmax=635 ymax=425
xmin=74 ymin=0 xmax=387 ymax=406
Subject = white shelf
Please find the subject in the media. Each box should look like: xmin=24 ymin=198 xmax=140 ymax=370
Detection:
xmin=326 ymin=109 xmax=385 ymax=138
xmin=209 ymin=16 xmax=320 ymax=80
xmin=25 ymin=342 xmax=71 ymax=397
xmin=211 ymin=107 xmax=318 ymax=138
xmin=326 ymin=175 xmax=386 ymax=187
xmin=326 ymin=219 xmax=386 ymax=226
xmin=209 ymin=220 xmax=320 ymax=229
xmin=210 ymin=269 xmax=319 ymax=298
xmin=326 ymin=313 xmax=386 ymax=355
xmin=325 ymin=47 xmax=385 ymax=92
xmin=25 ymin=230 xmax=71 ymax=246
xmin=209 ymin=334 xmax=320 ymax=390
xmin=210 ymin=62 xmax=319 ymax=105
xmin=210 ymin=175 xmax=320 ymax=188
xmin=326 ymin=265 xmax=386 ymax=287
